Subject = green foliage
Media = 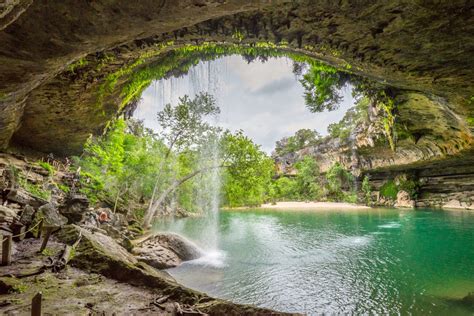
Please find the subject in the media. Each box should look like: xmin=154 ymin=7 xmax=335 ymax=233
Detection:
xmin=274 ymin=129 xmax=322 ymax=156
xmin=294 ymin=156 xmax=321 ymax=200
xmin=38 ymin=161 xmax=55 ymax=176
xmin=271 ymin=177 xmax=299 ymax=201
xmin=76 ymin=119 xmax=166 ymax=207
xmin=158 ymin=92 xmax=220 ymax=151
xmin=467 ymin=117 xmax=474 ymax=127
xmin=300 ymin=63 xmax=350 ymax=113
xmin=379 ymin=176 xmax=419 ymax=201
xmin=95 ymin=41 xmax=352 ymax=115
xmin=361 ymin=175 xmax=372 ymax=205
xmin=79 ymin=92 xmax=279 ymax=214
xmin=41 ymin=247 xmax=56 ymax=256
xmin=328 ymin=96 xmax=370 ymax=140
xmin=377 ymin=92 xmax=396 ymax=151
xmin=68 ymin=58 xmax=89 ymax=73
xmin=325 ymin=162 xmax=355 ymax=202
xmin=11 ymin=282 xmax=28 ymax=294
xmin=221 ymin=131 xmax=275 ymax=207
xmin=24 ymin=181 xmax=51 ymax=201
xmin=343 ymin=192 xmax=358 ymax=203
xmin=10 ymin=165 xmax=52 ymax=201
xmin=395 ymin=175 xmax=419 ymax=199
xmin=232 ymin=30 xmax=244 ymax=42
xmin=398 ymin=179 xmax=418 ymax=199
xmin=380 ymin=180 xmax=398 ymax=200
xmin=57 ymin=183 xmax=70 ymax=194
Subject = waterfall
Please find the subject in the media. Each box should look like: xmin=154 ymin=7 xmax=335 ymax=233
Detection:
xmin=144 ymin=57 xmax=228 ymax=260
xmin=196 ymin=132 xmax=222 ymax=251
xmin=147 ymin=58 xmax=226 ymax=111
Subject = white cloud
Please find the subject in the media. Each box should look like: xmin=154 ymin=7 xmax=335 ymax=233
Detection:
xmin=135 ymin=56 xmax=354 ymax=154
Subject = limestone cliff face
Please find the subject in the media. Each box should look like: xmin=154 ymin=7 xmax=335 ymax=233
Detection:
xmin=275 ymin=91 xmax=474 ymax=209
xmin=1 ymin=1 xmax=474 ymax=206
xmin=276 ymin=92 xmax=473 ymax=175
xmin=0 ymin=1 xmax=473 ymax=155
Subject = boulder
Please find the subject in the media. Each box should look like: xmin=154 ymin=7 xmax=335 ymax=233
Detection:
xmin=0 ymin=205 xmax=18 ymax=223
xmin=133 ymin=233 xmax=202 ymax=269
xmin=55 ymin=225 xmax=203 ymax=298
xmin=60 ymin=194 xmax=89 ymax=223
xmin=35 ymin=203 xmax=68 ymax=227
xmin=394 ymin=190 xmax=415 ymax=208
xmin=133 ymin=244 xmax=183 ymax=269
xmin=6 ymin=188 xmax=47 ymax=208
xmin=19 ymin=205 xmax=36 ymax=226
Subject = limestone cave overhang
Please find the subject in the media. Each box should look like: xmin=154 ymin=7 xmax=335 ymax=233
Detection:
xmin=0 ymin=0 xmax=473 ymax=156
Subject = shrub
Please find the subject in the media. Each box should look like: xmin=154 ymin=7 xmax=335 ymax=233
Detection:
xmin=361 ymin=175 xmax=371 ymax=205
xmin=398 ymin=178 xmax=419 ymax=199
xmin=325 ymin=162 xmax=354 ymax=201
xmin=380 ymin=180 xmax=398 ymax=200
xmin=343 ymin=192 xmax=358 ymax=203
xmin=38 ymin=161 xmax=55 ymax=176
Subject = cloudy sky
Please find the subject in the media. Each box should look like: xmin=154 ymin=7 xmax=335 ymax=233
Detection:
xmin=134 ymin=55 xmax=354 ymax=153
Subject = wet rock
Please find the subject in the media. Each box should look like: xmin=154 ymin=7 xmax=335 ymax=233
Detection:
xmin=133 ymin=244 xmax=182 ymax=269
xmin=0 ymin=205 xmax=18 ymax=223
xmin=19 ymin=205 xmax=35 ymax=226
xmin=6 ymin=188 xmax=47 ymax=208
xmin=73 ymin=273 xmax=104 ymax=287
xmin=100 ymin=223 xmax=133 ymax=251
xmin=60 ymin=194 xmax=89 ymax=223
xmin=0 ymin=277 xmax=25 ymax=295
xmin=394 ymin=190 xmax=415 ymax=208
xmin=56 ymin=225 xmax=176 ymax=285
xmin=133 ymin=233 xmax=202 ymax=269
xmin=35 ymin=203 xmax=68 ymax=227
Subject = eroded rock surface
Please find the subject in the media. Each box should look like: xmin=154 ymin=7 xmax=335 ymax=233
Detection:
xmin=394 ymin=190 xmax=414 ymax=208
xmin=56 ymin=225 xmax=293 ymax=315
xmin=0 ymin=2 xmax=473 ymax=155
xmin=133 ymin=233 xmax=203 ymax=269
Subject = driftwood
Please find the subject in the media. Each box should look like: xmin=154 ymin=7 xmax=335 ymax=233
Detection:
xmin=31 ymin=292 xmax=42 ymax=316
xmin=39 ymin=226 xmax=56 ymax=253
xmin=50 ymin=244 xmax=72 ymax=273
xmin=1 ymin=234 xmax=12 ymax=266
xmin=151 ymin=295 xmax=208 ymax=316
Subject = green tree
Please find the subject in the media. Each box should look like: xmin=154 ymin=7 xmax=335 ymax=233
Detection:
xmin=77 ymin=119 xmax=168 ymax=208
xmin=361 ymin=175 xmax=371 ymax=205
xmin=294 ymin=156 xmax=321 ymax=200
xmin=274 ymin=129 xmax=322 ymax=156
xmin=300 ymin=63 xmax=350 ymax=113
xmin=325 ymin=162 xmax=354 ymax=202
xmin=327 ymin=96 xmax=369 ymax=140
xmin=220 ymin=131 xmax=275 ymax=207
xmin=144 ymin=92 xmax=221 ymax=227
xmin=271 ymin=177 xmax=299 ymax=201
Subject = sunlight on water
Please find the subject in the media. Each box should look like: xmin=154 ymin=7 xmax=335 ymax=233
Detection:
xmin=153 ymin=209 xmax=474 ymax=315
xmin=378 ymin=221 xmax=402 ymax=229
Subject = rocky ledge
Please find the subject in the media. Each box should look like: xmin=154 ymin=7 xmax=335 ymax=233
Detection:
xmin=0 ymin=153 xmax=295 ymax=315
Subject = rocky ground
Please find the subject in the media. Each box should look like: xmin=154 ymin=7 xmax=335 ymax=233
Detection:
xmin=0 ymin=152 xmax=295 ymax=315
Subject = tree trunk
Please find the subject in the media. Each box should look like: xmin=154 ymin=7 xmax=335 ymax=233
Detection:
xmin=142 ymin=165 xmax=222 ymax=228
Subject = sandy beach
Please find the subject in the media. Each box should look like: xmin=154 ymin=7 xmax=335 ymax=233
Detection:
xmin=224 ymin=201 xmax=371 ymax=211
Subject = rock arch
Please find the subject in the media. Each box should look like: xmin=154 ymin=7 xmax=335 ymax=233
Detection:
xmin=0 ymin=0 xmax=473 ymax=155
